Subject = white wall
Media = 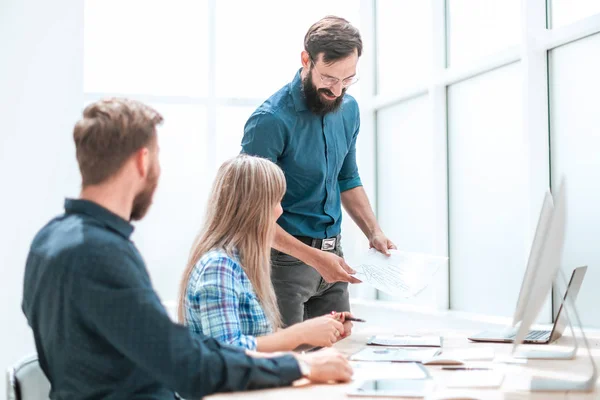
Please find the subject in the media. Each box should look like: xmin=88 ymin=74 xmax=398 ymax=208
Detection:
xmin=0 ymin=0 xmax=83 ymax=394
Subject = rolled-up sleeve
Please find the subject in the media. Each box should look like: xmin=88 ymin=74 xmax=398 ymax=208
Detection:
xmin=187 ymin=257 xmax=258 ymax=351
xmin=338 ymin=112 xmax=362 ymax=192
xmin=241 ymin=111 xmax=286 ymax=162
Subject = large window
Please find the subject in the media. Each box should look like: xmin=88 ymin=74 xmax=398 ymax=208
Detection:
xmin=84 ymin=0 xmax=210 ymax=97
xmin=83 ymin=0 xmax=363 ymax=301
xmin=84 ymin=0 xmax=600 ymax=325
xmin=369 ymin=0 xmax=600 ymax=326
xmin=375 ymin=0 xmax=431 ymax=95
xmin=376 ymin=96 xmax=448 ymax=308
xmin=215 ymin=0 xmax=360 ymax=99
xmin=550 ymin=0 xmax=600 ymax=28
xmin=549 ymin=32 xmax=600 ymax=327
xmin=447 ymin=63 xmax=526 ymax=317
xmin=446 ymin=0 xmax=521 ymax=66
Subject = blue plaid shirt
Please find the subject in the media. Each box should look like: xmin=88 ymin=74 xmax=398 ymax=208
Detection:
xmin=184 ymin=249 xmax=272 ymax=350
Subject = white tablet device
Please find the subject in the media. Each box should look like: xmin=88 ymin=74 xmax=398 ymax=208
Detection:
xmin=347 ymin=378 xmax=432 ymax=398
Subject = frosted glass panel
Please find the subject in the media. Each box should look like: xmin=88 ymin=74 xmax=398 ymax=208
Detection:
xmin=215 ymin=106 xmax=256 ymax=165
xmin=376 ymin=96 xmax=448 ymax=306
xmin=448 ymin=63 xmax=530 ymax=317
xmin=133 ymin=104 xmax=210 ymax=301
xmin=549 ymin=33 xmax=600 ymax=327
xmin=84 ymin=0 xmax=209 ymax=96
xmin=551 ymin=0 xmax=600 ymax=28
xmin=447 ymin=0 xmax=520 ymax=66
xmin=376 ymin=0 xmax=431 ymax=95
xmin=216 ymin=0 xmax=360 ymax=99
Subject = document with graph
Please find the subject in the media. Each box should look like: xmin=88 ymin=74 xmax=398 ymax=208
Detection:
xmin=350 ymin=249 xmax=447 ymax=298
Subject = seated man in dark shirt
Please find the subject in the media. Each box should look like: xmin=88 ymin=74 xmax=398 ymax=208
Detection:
xmin=21 ymin=98 xmax=352 ymax=399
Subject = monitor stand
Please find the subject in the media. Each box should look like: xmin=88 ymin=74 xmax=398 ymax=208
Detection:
xmin=512 ymin=269 xmax=597 ymax=391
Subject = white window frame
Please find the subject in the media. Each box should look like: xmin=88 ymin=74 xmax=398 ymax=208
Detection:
xmin=82 ymin=0 xmax=267 ymax=175
xmin=361 ymin=0 xmax=600 ymax=313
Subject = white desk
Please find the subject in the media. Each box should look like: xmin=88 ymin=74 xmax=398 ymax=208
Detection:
xmin=207 ymin=300 xmax=600 ymax=399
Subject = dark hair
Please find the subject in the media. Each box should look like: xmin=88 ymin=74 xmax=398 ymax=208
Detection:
xmin=73 ymin=98 xmax=163 ymax=186
xmin=304 ymin=16 xmax=362 ymax=64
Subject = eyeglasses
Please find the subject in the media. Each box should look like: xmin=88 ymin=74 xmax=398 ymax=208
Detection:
xmin=310 ymin=59 xmax=359 ymax=88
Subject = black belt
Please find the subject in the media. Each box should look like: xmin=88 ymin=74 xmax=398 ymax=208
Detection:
xmin=294 ymin=235 xmax=339 ymax=251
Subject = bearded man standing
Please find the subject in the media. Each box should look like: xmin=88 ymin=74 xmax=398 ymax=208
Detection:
xmin=242 ymin=16 xmax=396 ymax=329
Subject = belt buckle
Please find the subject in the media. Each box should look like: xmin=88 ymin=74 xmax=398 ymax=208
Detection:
xmin=321 ymin=237 xmax=336 ymax=251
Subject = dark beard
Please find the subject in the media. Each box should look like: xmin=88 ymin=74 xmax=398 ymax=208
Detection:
xmin=130 ymin=162 xmax=159 ymax=221
xmin=302 ymin=70 xmax=346 ymax=116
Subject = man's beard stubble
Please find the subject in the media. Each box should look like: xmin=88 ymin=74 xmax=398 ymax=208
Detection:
xmin=130 ymin=162 xmax=159 ymax=221
xmin=302 ymin=70 xmax=346 ymax=116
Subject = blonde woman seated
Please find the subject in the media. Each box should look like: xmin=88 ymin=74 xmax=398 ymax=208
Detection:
xmin=179 ymin=155 xmax=353 ymax=351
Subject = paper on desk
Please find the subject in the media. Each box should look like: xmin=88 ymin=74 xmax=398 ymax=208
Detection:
xmin=351 ymin=361 xmax=428 ymax=381
xmin=438 ymin=347 xmax=495 ymax=361
xmin=349 ymin=249 xmax=447 ymax=298
xmin=444 ymin=370 xmax=504 ymax=388
xmin=367 ymin=335 xmax=442 ymax=347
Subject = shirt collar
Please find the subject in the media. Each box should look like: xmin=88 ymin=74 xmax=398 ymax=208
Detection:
xmin=64 ymin=198 xmax=135 ymax=239
xmin=289 ymin=69 xmax=308 ymax=112
xmin=228 ymin=247 xmax=242 ymax=263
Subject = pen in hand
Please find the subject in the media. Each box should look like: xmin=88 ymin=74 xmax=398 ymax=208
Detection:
xmin=330 ymin=311 xmax=367 ymax=323
xmin=344 ymin=317 xmax=367 ymax=322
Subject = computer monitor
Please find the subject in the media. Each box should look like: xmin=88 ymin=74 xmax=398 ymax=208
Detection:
xmin=548 ymin=266 xmax=587 ymax=343
xmin=512 ymin=180 xmax=567 ymax=350
xmin=511 ymin=190 xmax=554 ymax=327
xmin=468 ymin=266 xmax=585 ymax=344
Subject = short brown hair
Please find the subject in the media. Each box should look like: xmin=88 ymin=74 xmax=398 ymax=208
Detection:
xmin=73 ymin=98 xmax=163 ymax=186
xmin=304 ymin=16 xmax=362 ymax=64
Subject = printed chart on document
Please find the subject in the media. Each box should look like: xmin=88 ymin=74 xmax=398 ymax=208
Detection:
xmin=350 ymin=249 xmax=447 ymax=298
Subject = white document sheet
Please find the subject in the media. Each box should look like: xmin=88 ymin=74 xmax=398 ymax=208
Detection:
xmin=444 ymin=370 xmax=505 ymax=388
xmin=437 ymin=347 xmax=495 ymax=361
xmin=349 ymin=249 xmax=447 ymax=297
xmin=367 ymin=335 xmax=442 ymax=347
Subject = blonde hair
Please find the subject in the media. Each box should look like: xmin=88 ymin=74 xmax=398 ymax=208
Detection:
xmin=178 ymin=154 xmax=286 ymax=329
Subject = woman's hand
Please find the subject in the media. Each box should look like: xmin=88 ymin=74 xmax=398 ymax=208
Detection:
xmin=330 ymin=311 xmax=354 ymax=338
xmin=290 ymin=315 xmax=345 ymax=347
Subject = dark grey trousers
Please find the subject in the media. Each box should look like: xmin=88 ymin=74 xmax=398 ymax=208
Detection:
xmin=270 ymin=243 xmax=350 ymax=327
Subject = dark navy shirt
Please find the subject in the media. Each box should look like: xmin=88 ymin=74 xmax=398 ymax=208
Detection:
xmin=22 ymin=199 xmax=301 ymax=400
xmin=242 ymin=69 xmax=362 ymax=239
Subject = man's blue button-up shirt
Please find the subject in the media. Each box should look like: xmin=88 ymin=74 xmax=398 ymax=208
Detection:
xmin=242 ymin=70 xmax=362 ymax=239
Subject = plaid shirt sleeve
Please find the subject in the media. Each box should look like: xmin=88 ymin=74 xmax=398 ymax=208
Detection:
xmin=187 ymin=254 xmax=258 ymax=350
